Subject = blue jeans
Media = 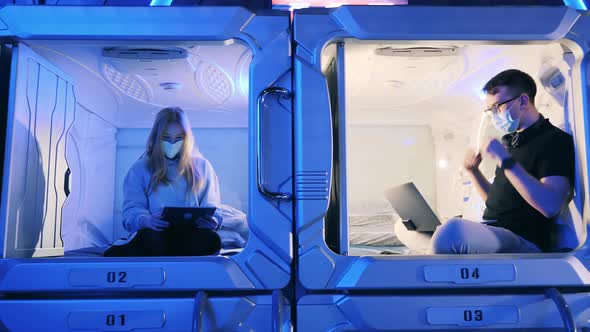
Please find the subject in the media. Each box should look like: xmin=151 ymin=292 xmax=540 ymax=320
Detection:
xmin=430 ymin=218 xmax=542 ymax=254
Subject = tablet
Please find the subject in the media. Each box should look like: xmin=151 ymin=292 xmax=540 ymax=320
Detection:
xmin=161 ymin=207 xmax=217 ymax=226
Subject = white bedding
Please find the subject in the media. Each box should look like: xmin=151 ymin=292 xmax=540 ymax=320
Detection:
xmin=217 ymin=204 xmax=249 ymax=249
xmin=348 ymin=244 xmax=410 ymax=256
xmin=348 ymin=213 xmax=404 ymax=247
xmin=63 ymin=204 xmax=249 ymax=257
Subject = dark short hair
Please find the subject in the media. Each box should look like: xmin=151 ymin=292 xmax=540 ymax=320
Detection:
xmin=482 ymin=69 xmax=537 ymax=105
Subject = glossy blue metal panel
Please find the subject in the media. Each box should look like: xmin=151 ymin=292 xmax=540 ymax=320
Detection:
xmin=294 ymin=6 xmax=590 ymax=290
xmin=0 ymin=294 xmax=291 ymax=331
xmin=236 ymin=10 xmax=293 ymax=289
xmin=336 ymin=6 xmax=578 ymax=40
xmin=0 ymin=7 xmax=292 ymax=291
xmin=43 ymin=0 xmax=107 ymax=4
xmin=0 ymin=6 xmax=253 ymax=40
xmin=295 ymin=6 xmax=579 ymax=62
xmin=0 ymin=258 xmax=258 ymax=290
xmin=0 ymin=45 xmax=17 ymax=259
xmin=568 ymin=11 xmax=590 ymax=273
xmin=298 ymin=293 xmax=590 ymax=331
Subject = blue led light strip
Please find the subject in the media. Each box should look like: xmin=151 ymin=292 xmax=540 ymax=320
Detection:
xmin=149 ymin=0 xmax=173 ymax=6
xmin=564 ymin=0 xmax=588 ymax=10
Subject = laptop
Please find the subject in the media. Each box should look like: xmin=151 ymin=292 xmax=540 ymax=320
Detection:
xmin=384 ymin=182 xmax=441 ymax=233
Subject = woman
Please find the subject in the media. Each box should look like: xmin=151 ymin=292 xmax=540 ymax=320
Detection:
xmin=105 ymin=107 xmax=222 ymax=257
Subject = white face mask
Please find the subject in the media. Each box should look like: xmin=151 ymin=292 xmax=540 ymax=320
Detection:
xmin=491 ymin=100 xmax=520 ymax=133
xmin=161 ymin=140 xmax=183 ymax=159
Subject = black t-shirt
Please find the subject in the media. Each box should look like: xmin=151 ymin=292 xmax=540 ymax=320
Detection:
xmin=482 ymin=115 xmax=575 ymax=252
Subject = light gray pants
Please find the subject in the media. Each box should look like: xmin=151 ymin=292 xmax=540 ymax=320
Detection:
xmin=431 ymin=218 xmax=542 ymax=254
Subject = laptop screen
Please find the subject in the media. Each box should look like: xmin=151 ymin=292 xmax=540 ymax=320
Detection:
xmin=384 ymin=182 xmax=441 ymax=232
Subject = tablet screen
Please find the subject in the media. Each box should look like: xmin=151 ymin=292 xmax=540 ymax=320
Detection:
xmin=161 ymin=207 xmax=217 ymax=225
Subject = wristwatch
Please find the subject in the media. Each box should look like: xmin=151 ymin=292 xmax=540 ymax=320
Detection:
xmin=500 ymin=157 xmax=516 ymax=171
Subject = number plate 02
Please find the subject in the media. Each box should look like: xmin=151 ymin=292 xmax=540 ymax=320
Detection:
xmin=69 ymin=268 xmax=165 ymax=287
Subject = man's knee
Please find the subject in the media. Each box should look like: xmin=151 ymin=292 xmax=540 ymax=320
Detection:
xmin=431 ymin=219 xmax=468 ymax=254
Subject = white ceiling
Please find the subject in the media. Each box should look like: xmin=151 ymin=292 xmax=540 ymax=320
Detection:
xmin=338 ymin=40 xmax=573 ymax=220
xmin=342 ymin=40 xmax=570 ymax=132
xmin=25 ymin=39 xmax=569 ymax=131
xmin=27 ymin=40 xmax=251 ymax=128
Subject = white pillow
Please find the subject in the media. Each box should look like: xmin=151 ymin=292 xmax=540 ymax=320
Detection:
xmin=217 ymin=204 xmax=249 ymax=248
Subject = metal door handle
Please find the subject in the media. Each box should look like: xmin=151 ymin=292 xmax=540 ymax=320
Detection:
xmin=256 ymin=87 xmax=292 ymax=201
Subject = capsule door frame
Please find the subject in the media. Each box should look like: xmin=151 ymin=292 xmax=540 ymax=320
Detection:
xmin=0 ymin=6 xmax=293 ymax=291
xmin=294 ymin=5 xmax=590 ymax=290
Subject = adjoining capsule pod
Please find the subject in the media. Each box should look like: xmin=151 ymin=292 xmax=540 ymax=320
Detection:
xmin=298 ymin=292 xmax=590 ymax=331
xmin=294 ymin=5 xmax=590 ymax=290
xmin=0 ymin=292 xmax=291 ymax=331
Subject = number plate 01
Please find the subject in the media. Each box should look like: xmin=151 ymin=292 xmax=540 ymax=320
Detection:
xmin=68 ymin=311 xmax=165 ymax=330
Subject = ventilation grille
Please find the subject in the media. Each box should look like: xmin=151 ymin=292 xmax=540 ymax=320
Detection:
xmin=295 ymin=171 xmax=329 ymax=200
xmin=195 ymin=62 xmax=233 ymax=105
xmin=375 ymin=47 xmax=459 ymax=57
xmin=103 ymin=47 xmax=187 ymax=60
xmin=103 ymin=63 xmax=149 ymax=102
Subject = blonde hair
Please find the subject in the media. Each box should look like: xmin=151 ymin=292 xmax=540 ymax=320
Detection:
xmin=145 ymin=107 xmax=201 ymax=195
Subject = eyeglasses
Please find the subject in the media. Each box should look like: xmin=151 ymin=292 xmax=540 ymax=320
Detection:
xmin=484 ymin=95 xmax=520 ymax=116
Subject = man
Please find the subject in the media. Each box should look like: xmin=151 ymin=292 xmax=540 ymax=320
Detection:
xmin=431 ymin=69 xmax=575 ymax=254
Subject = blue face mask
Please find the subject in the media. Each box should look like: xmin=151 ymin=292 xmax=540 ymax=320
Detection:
xmin=161 ymin=140 xmax=183 ymax=159
xmin=491 ymin=100 xmax=520 ymax=133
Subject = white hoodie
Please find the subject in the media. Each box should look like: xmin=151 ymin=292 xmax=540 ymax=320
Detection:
xmin=122 ymin=153 xmax=223 ymax=234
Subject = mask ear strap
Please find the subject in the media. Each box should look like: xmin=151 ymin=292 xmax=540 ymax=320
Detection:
xmin=563 ymin=70 xmax=573 ymax=135
xmin=515 ymin=94 xmax=527 ymax=114
xmin=475 ymin=112 xmax=488 ymax=151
